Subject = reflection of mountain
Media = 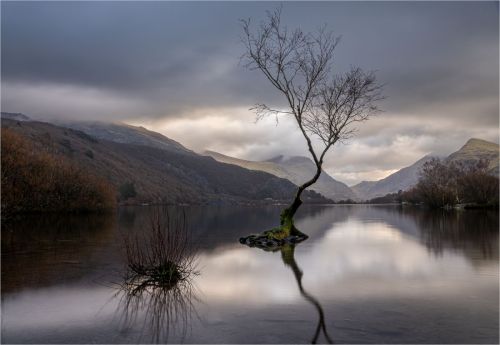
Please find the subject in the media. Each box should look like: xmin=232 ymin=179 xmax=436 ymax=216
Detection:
xmin=2 ymin=205 xmax=498 ymax=344
xmin=148 ymin=205 xmax=340 ymax=251
xmin=318 ymin=205 xmax=499 ymax=265
xmin=1 ymin=213 xmax=117 ymax=293
xmin=412 ymin=209 xmax=499 ymax=261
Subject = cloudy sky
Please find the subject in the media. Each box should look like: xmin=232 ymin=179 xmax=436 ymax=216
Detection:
xmin=2 ymin=1 xmax=498 ymax=185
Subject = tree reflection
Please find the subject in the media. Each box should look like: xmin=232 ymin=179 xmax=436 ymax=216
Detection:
xmin=241 ymin=238 xmax=333 ymax=344
xmin=281 ymin=244 xmax=334 ymax=344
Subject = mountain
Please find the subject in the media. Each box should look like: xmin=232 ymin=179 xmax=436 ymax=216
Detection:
xmin=350 ymin=181 xmax=377 ymax=199
xmin=352 ymin=155 xmax=438 ymax=201
xmin=353 ymin=138 xmax=499 ymax=201
xmin=61 ymin=121 xmax=193 ymax=155
xmin=446 ymin=138 xmax=499 ymax=176
xmin=203 ymin=151 xmax=357 ymax=201
xmin=1 ymin=112 xmax=31 ymax=122
xmin=1 ymin=118 xmax=330 ymax=206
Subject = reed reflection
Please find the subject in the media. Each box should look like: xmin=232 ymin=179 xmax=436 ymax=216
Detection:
xmin=115 ymin=206 xmax=200 ymax=343
xmin=115 ymin=274 xmax=199 ymax=343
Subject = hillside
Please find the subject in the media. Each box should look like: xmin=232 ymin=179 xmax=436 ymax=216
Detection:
xmin=350 ymin=181 xmax=377 ymax=199
xmin=1 ymin=119 xmax=330 ymax=206
xmin=61 ymin=121 xmax=193 ymax=155
xmin=446 ymin=138 xmax=499 ymax=176
xmin=353 ymin=138 xmax=499 ymax=201
xmin=352 ymin=155 xmax=438 ymax=201
xmin=1 ymin=112 xmax=31 ymax=122
xmin=1 ymin=128 xmax=116 ymax=215
xmin=203 ymin=151 xmax=357 ymax=201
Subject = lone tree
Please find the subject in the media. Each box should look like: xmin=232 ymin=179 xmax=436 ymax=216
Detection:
xmin=241 ymin=8 xmax=383 ymax=238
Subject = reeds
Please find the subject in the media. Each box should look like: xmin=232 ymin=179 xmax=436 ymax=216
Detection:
xmin=116 ymin=271 xmax=199 ymax=343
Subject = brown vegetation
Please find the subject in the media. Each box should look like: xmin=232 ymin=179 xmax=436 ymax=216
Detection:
xmin=1 ymin=128 xmax=116 ymax=216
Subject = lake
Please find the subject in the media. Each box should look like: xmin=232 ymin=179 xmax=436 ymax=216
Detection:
xmin=1 ymin=205 xmax=498 ymax=344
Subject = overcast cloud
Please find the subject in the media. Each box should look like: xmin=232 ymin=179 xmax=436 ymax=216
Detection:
xmin=1 ymin=1 xmax=498 ymax=185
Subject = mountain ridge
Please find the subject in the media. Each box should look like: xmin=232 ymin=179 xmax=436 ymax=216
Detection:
xmin=353 ymin=139 xmax=499 ymax=200
xmin=203 ymin=150 xmax=357 ymax=201
xmin=1 ymin=118 xmax=331 ymax=206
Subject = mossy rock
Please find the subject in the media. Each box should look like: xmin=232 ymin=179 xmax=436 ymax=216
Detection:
xmin=239 ymin=225 xmax=308 ymax=250
xmin=239 ymin=207 xmax=308 ymax=250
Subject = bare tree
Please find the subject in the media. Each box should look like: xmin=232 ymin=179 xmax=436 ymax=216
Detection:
xmin=241 ymin=8 xmax=383 ymax=234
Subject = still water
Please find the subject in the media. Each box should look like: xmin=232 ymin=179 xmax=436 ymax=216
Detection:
xmin=1 ymin=205 xmax=498 ymax=344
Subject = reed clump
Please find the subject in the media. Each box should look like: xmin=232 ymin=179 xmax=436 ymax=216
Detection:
xmin=123 ymin=207 xmax=197 ymax=290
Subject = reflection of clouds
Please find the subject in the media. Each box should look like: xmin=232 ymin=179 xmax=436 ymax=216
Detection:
xmin=2 ymin=286 xmax=116 ymax=333
xmin=2 ymin=216 xmax=496 ymax=341
xmin=196 ymin=220 xmax=477 ymax=304
xmin=197 ymin=248 xmax=298 ymax=303
xmin=305 ymin=220 xmax=467 ymax=278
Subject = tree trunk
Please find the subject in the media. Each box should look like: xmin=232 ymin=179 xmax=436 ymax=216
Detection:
xmin=281 ymin=163 xmax=323 ymax=226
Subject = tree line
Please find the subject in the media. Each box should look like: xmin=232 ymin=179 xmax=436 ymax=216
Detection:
xmin=367 ymin=158 xmax=499 ymax=208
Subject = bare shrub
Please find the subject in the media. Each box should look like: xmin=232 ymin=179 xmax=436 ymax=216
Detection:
xmin=118 ymin=206 xmax=199 ymax=342
xmin=123 ymin=206 xmax=198 ymax=289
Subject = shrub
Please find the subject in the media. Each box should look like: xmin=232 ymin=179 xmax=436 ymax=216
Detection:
xmin=123 ymin=207 xmax=197 ymax=289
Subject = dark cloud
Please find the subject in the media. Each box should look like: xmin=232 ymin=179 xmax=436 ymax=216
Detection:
xmin=1 ymin=1 xmax=498 ymax=184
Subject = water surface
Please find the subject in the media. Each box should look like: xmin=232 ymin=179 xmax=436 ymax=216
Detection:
xmin=2 ymin=205 xmax=498 ymax=343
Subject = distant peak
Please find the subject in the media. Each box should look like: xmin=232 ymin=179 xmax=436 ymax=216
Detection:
xmin=465 ymin=138 xmax=495 ymax=145
xmin=263 ymin=155 xmax=284 ymax=163
xmin=203 ymin=150 xmax=225 ymax=157
xmin=263 ymin=155 xmax=312 ymax=165
xmin=460 ymin=138 xmax=499 ymax=151
xmin=1 ymin=112 xmax=31 ymax=121
xmin=286 ymin=156 xmax=312 ymax=164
